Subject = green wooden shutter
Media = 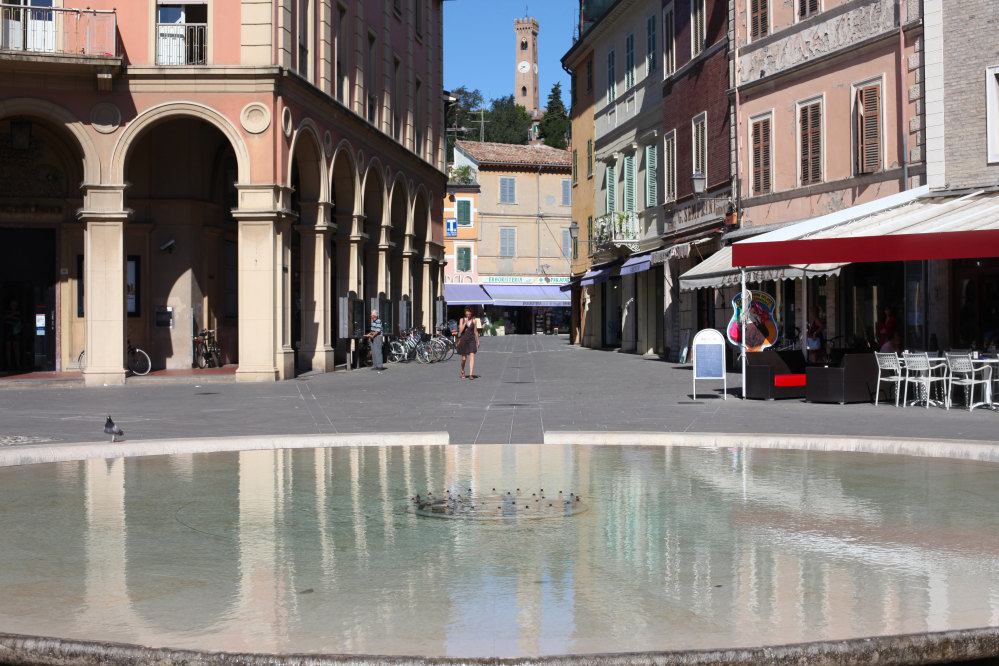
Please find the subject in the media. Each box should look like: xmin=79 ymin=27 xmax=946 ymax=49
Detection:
xmin=457 ymin=246 xmax=471 ymax=271
xmin=457 ymin=200 xmax=471 ymax=224
xmin=606 ymin=164 xmax=616 ymax=213
xmin=646 ymin=143 xmax=658 ymax=207
xmin=624 ymin=154 xmax=635 ymax=212
xmin=607 ymin=50 xmax=615 ymax=102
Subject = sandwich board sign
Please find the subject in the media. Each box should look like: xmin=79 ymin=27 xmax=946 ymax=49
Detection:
xmin=692 ymin=328 xmax=726 ymax=400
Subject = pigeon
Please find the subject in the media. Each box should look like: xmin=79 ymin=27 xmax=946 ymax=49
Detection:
xmin=104 ymin=415 xmax=124 ymax=443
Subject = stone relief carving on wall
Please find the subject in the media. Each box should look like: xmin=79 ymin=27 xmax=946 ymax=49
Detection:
xmin=739 ymin=0 xmax=897 ymax=84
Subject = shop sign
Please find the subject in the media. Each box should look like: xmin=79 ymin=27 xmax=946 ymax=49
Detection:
xmin=35 ymin=314 xmax=45 ymax=336
xmin=446 ymin=218 xmax=457 ymax=237
xmin=718 ymin=268 xmax=791 ymax=286
xmin=727 ymin=290 xmax=777 ymax=352
xmin=480 ymin=275 xmax=571 ymax=285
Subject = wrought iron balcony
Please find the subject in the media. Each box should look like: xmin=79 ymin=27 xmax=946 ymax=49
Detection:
xmin=594 ymin=211 xmax=640 ymax=245
xmin=156 ymin=23 xmax=206 ymax=65
xmin=0 ymin=4 xmax=116 ymax=57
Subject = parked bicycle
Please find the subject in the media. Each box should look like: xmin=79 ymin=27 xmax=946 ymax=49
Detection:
xmin=194 ymin=327 xmax=221 ymax=368
xmin=76 ymin=335 xmax=151 ymax=376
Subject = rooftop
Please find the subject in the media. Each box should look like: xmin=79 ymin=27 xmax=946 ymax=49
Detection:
xmin=455 ymin=141 xmax=571 ymax=167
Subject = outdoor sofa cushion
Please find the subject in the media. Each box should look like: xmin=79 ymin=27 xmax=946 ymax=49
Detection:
xmin=774 ymin=374 xmax=807 ymax=387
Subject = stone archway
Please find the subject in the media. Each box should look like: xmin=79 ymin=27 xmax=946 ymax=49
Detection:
xmin=361 ymin=160 xmax=386 ymax=307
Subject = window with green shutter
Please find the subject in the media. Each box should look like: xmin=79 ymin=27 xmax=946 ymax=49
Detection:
xmin=587 ymin=139 xmax=593 ymax=176
xmin=625 ymin=33 xmax=635 ymax=89
xmin=607 ymin=49 xmax=616 ymax=103
xmin=587 ymin=215 xmax=593 ymax=255
xmin=456 ymin=246 xmax=471 ymax=272
xmin=645 ymin=143 xmax=658 ymax=207
xmin=457 ymin=200 xmax=471 ymax=225
xmin=646 ymin=14 xmax=657 ymax=75
xmin=606 ymin=164 xmax=617 ymax=213
xmin=623 ymin=154 xmax=635 ymax=212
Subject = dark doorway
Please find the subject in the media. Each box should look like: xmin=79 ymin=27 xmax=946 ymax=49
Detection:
xmin=602 ymin=276 xmax=622 ymax=347
xmin=953 ymin=258 xmax=999 ymax=350
xmin=1 ymin=227 xmax=56 ymax=372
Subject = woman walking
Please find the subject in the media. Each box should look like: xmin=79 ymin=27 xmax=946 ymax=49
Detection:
xmin=457 ymin=306 xmax=480 ymax=379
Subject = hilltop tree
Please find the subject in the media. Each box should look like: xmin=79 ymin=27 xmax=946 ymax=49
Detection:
xmin=445 ymin=85 xmax=484 ymax=162
xmin=538 ymin=82 xmax=570 ymax=150
xmin=483 ymin=95 xmax=534 ymax=145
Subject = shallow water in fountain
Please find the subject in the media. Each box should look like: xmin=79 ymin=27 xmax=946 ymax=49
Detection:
xmin=1 ymin=445 xmax=999 ymax=657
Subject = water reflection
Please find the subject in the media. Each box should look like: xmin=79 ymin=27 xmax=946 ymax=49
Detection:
xmin=0 ymin=446 xmax=998 ymax=657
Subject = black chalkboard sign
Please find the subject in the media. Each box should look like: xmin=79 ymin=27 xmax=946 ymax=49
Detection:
xmin=694 ymin=344 xmax=724 ymax=378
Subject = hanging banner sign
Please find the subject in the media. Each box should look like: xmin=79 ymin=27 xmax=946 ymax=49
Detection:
xmin=727 ymin=290 xmax=778 ymax=352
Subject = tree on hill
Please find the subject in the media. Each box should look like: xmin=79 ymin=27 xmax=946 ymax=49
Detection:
xmin=445 ymin=85 xmax=484 ymax=162
xmin=538 ymin=82 xmax=570 ymax=150
xmin=483 ymin=95 xmax=533 ymax=145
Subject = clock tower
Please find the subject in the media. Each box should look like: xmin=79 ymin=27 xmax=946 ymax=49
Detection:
xmin=514 ymin=17 xmax=540 ymax=118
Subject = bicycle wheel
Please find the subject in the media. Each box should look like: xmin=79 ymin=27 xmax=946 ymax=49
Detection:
xmin=209 ymin=347 xmax=221 ymax=368
xmin=195 ymin=342 xmax=208 ymax=369
xmin=362 ymin=343 xmax=374 ymax=367
xmin=388 ymin=341 xmax=405 ymax=363
xmin=416 ymin=343 xmax=432 ymax=364
xmin=434 ymin=339 xmax=448 ymax=362
xmin=77 ymin=350 xmax=85 ymax=371
xmin=128 ymin=348 xmax=151 ymax=376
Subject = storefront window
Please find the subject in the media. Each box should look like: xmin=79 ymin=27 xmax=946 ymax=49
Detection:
xmin=953 ymin=258 xmax=999 ymax=350
xmin=844 ymin=263 xmax=903 ymax=348
xmin=904 ymin=261 xmax=927 ymax=350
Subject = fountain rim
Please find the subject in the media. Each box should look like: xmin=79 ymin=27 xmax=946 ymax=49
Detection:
xmin=1 ymin=626 xmax=998 ymax=666
xmin=2 ymin=431 xmax=999 ymax=469
xmin=3 ymin=431 xmax=999 ymax=666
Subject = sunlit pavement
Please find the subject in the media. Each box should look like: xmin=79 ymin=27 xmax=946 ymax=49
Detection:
xmin=1 ymin=334 xmax=996 ymax=444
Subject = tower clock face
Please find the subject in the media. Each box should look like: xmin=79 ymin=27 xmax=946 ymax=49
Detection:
xmin=518 ymin=60 xmax=530 ymax=73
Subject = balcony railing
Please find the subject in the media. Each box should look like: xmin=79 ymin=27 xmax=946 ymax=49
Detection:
xmin=0 ymin=4 xmax=116 ymax=57
xmin=594 ymin=211 xmax=640 ymax=245
xmin=156 ymin=23 xmax=206 ymax=65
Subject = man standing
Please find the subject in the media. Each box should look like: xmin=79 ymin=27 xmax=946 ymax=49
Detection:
xmin=367 ymin=309 xmax=385 ymax=372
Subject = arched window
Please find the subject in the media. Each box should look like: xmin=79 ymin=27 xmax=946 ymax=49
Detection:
xmin=521 ymin=86 xmax=527 ymax=97
xmin=521 ymin=39 xmax=528 ymax=50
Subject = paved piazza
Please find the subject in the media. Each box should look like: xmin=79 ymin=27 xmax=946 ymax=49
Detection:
xmin=1 ymin=335 xmax=997 ymax=445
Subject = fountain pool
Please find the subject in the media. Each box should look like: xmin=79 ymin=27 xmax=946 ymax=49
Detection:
xmin=1 ymin=443 xmax=998 ymax=660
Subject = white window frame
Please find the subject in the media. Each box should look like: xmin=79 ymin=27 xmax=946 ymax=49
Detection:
xmin=455 ymin=244 xmax=474 ymax=272
xmin=663 ymin=3 xmax=675 ymax=76
xmin=749 ymin=0 xmax=770 ymax=42
xmin=795 ymin=95 xmax=824 ymax=187
xmin=794 ymin=0 xmax=821 ymax=23
xmin=454 ymin=197 xmax=475 ymax=228
xmin=692 ymin=112 xmax=707 ymax=182
xmin=499 ymin=176 xmax=517 ymax=204
xmin=561 ymin=178 xmax=572 ymax=206
xmin=499 ymin=228 xmax=517 ymax=257
xmin=850 ymin=74 xmax=886 ymax=177
xmin=663 ymin=130 xmax=676 ymax=202
xmin=747 ymin=109 xmax=774 ymax=196
xmin=690 ymin=0 xmax=705 ymax=57
xmin=987 ymin=66 xmax=999 ymax=163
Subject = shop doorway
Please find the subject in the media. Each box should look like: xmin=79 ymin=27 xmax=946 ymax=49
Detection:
xmin=602 ymin=276 xmax=622 ymax=347
xmin=0 ymin=228 xmax=56 ymax=373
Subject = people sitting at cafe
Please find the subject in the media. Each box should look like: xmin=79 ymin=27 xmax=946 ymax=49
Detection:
xmin=880 ymin=331 xmax=901 ymax=354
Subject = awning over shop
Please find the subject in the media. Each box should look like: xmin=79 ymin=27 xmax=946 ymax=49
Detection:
xmin=580 ymin=260 xmax=623 ymax=286
xmin=732 ymin=185 xmax=999 ymax=266
xmin=678 ymin=246 xmax=845 ymax=292
xmin=559 ymin=277 xmax=582 ymax=292
xmin=484 ymin=285 xmax=571 ymax=307
xmin=444 ymin=284 xmax=492 ymax=304
xmin=619 ymin=250 xmax=655 ymax=276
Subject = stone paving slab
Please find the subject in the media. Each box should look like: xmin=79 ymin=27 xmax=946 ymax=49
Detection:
xmin=1 ymin=335 xmax=998 ymax=445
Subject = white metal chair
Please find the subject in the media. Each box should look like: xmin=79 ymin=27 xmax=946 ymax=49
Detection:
xmin=874 ymin=352 xmax=905 ymax=407
xmin=901 ymin=352 xmax=948 ymax=408
xmin=945 ymin=353 xmax=991 ymax=411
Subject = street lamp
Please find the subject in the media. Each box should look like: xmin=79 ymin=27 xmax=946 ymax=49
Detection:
xmin=690 ymin=172 xmax=707 ymax=197
xmin=569 ymin=221 xmax=579 ymax=240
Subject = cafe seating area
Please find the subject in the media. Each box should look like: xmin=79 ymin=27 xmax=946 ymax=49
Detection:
xmin=873 ymin=351 xmax=999 ymax=411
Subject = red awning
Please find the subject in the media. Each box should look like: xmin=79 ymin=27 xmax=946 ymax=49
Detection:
xmin=732 ymin=186 xmax=999 ymax=267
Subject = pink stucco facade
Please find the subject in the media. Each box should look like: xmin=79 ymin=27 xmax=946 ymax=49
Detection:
xmin=0 ymin=0 xmax=447 ymax=383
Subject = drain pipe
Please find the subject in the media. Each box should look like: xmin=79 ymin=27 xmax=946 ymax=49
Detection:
xmin=537 ymin=165 xmax=542 ymax=276
xmin=898 ymin=0 xmax=908 ymax=191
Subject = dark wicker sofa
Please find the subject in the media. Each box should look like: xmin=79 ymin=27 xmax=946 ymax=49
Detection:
xmin=745 ymin=350 xmax=808 ymax=400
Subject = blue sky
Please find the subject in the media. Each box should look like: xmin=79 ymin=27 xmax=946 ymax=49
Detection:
xmin=443 ymin=0 xmax=578 ymax=108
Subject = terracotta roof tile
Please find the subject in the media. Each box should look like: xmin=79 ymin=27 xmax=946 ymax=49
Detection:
xmin=456 ymin=141 xmax=571 ymax=167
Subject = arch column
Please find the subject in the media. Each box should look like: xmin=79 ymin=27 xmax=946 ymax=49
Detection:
xmin=233 ymin=186 xmax=295 ymax=382
xmin=297 ymin=202 xmax=336 ymax=373
xmin=80 ymin=185 xmax=131 ymax=387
